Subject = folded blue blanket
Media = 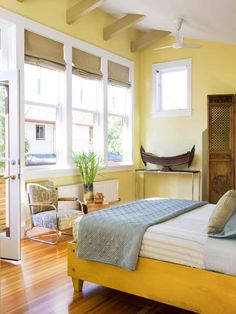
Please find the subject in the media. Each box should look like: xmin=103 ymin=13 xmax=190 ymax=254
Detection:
xmin=78 ymin=198 xmax=207 ymax=270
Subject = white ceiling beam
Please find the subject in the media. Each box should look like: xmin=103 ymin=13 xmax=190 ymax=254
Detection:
xmin=66 ymin=0 xmax=104 ymax=25
xmin=103 ymin=14 xmax=145 ymax=40
xmin=131 ymin=30 xmax=170 ymax=52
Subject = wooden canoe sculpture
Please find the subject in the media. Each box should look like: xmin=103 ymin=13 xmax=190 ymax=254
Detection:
xmin=140 ymin=145 xmax=195 ymax=171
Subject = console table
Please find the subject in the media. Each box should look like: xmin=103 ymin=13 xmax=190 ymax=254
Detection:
xmin=135 ymin=169 xmax=201 ymax=201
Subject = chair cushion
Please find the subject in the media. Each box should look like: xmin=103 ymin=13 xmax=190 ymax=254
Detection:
xmin=28 ymin=182 xmax=58 ymax=214
xmin=32 ymin=209 xmax=83 ymax=230
xmin=208 ymin=189 xmax=236 ymax=234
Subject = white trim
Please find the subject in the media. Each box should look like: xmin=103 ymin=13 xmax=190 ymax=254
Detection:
xmin=0 ymin=70 xmax=20 ymax=260
xmin=22 ymin=164 xmax=134 ymax=180
xmin=64 ymin=42 xmax=72 ymax=168
xmin=152 ymin=108 xmax=192 ymax=117
xmin=25 ymin=100 xmax=59 ymax=109
xmin=72 ymin=107 xmax=97 ymax=114
xmin=152 ymin=58 xmax=192 ymax=117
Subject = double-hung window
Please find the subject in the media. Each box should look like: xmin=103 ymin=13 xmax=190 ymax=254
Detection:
xmin=107 ymin=61 xmax=132 ymax=165
xmin=152 ymin=58 xmax=192 ymax=116
xmin=107 ymin=85 xmax=131 ymax=163
xmin=24 ymin=31 xmax=65 ymax=166
xmin=24 ymin=64 xmax=61 ymax=166
xmin=72 ymin=48 xmax=103 ymax=156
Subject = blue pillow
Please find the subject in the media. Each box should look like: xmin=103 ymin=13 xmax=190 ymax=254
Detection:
xmin=209 ymin=212 xmax=236 ymax=238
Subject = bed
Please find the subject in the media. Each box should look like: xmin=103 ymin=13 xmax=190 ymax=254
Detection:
xmin=67 ymin=199 xmax=236 ymax=314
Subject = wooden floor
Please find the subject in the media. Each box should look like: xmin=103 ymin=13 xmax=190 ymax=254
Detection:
xmin=1 ymin=236 xmax=195 ymax=314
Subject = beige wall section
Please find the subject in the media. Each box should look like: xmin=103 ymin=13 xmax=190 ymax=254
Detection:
xmin=0 ymin=0 xmax=140 ymax=203
xmin=139 ymin=36 xmax=236 ymax=200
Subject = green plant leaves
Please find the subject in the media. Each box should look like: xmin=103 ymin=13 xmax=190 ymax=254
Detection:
xmin=73 ymin=151 xmax=103 ymax=185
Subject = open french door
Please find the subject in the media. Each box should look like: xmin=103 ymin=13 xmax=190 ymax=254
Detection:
xmin=0 ymin=70 xmax=20 ymax=261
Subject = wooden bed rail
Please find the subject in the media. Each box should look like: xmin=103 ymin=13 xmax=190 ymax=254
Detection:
xmin=68 ymin=241 xmax=236 ymax=314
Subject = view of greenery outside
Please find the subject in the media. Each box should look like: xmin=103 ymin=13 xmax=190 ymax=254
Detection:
xmin=0 ymin=83 xmax=30 ymax=171
xmin=24 ymin=138 xmax=30 ymax=163
xmin=108 ymin=115 xmax=123 ymax=160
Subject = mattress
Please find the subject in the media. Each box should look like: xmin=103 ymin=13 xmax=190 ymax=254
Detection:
xmin=73 ymin=203 xmax=213 ymax=267
xmin=139 ymin=203 xmax=214 ymax=268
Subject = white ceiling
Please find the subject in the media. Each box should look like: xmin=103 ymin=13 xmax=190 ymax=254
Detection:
xmin=101 ymin=0 xmax=236 ymax=44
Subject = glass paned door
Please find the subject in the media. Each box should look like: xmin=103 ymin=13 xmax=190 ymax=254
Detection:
xmin=0 ymin=70 xmax=20 ymax=261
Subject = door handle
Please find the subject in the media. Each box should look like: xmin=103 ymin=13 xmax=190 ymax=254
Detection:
xmin=3 ymin=175 xmax=16 ymax=180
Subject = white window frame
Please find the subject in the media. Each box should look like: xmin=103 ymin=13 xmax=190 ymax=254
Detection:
xmin=0 ymin=8 xmax=134 ymax=178
xmin=152 ymin=58 xmax=192 ymax=117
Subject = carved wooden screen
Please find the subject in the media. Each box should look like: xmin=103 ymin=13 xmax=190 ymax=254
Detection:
xmin=208 ymin=94 xmax=235 ymax=204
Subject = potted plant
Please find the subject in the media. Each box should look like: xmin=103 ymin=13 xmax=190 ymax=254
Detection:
xmin=73 ymin=151 xmax=103 ymax=203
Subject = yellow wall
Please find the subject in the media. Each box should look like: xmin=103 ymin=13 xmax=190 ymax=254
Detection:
xmin=0 ymin=0 xmax=140 ymax=203
xmin=2 ymin=1 xmax=236 ymax=202
xmin=139 ymin=36 xmax=236 ymax=200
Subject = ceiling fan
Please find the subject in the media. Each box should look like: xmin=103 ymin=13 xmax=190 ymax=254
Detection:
xmin=154 ymin=18 xmax=202 ymax=50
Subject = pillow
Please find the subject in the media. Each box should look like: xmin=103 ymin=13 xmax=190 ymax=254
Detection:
xmin=208 ymin=189 xmax=236 ymax=234
xmin=208 ymin=211 xmax=236 ymax=238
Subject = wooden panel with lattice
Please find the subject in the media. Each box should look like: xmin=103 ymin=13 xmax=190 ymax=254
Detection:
xmin=208 ymin=94 xmax=235 ymax=203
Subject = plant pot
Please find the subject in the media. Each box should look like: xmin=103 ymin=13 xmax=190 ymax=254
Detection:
xmin=83 ymin=183 xmax=94 ymax=203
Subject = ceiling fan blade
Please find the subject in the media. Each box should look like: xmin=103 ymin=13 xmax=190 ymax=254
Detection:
xmin=154 ymin=45 xmax=173 ymax=50
xmin=181 ymin=42 xmax=202 ymax=48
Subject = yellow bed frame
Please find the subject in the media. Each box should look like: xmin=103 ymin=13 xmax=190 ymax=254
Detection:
xmin=68 ymin=242 xmax=236 ymax=314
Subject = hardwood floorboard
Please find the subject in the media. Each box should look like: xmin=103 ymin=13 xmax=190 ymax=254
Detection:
xmin=0 ymin=238 xmax=195 ymax=314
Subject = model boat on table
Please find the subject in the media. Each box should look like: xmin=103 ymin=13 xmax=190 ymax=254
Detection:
xmin=140 ymin=145 xmax=195 ymax=171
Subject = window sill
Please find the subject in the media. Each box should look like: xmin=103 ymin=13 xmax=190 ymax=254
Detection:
xmin=22 ymin=164 xmax=134 ymax=180
xmin=152 ymin=108 xmax=192 ymax=117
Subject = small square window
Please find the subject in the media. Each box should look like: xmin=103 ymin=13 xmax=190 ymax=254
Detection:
xmin=152 ymin=58 xmax=192 ymax=117
xmin=36 ymin=125 xmax=45 ymax=140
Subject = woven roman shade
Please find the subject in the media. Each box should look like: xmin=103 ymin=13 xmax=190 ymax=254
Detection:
xmin=108 ymin=61 xmax=131 ymax=87
xmin=25 ymin=30 xmax=66 ymax=71
xmin=72 ymin=48 xmax=103 ymax=80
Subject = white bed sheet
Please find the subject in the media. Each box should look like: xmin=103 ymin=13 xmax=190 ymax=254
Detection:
xmin=139 ymin=203 xmax=215 ymax=268
xmin=73 ymin=203 xmax=215 ymax=269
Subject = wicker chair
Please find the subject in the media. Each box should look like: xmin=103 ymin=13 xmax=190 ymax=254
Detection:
xmin=27 ymin=181 xmax=86 ymax=244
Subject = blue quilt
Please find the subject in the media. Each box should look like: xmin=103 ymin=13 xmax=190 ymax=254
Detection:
xmin=77 ymin=198 xmax=207 ymax=270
